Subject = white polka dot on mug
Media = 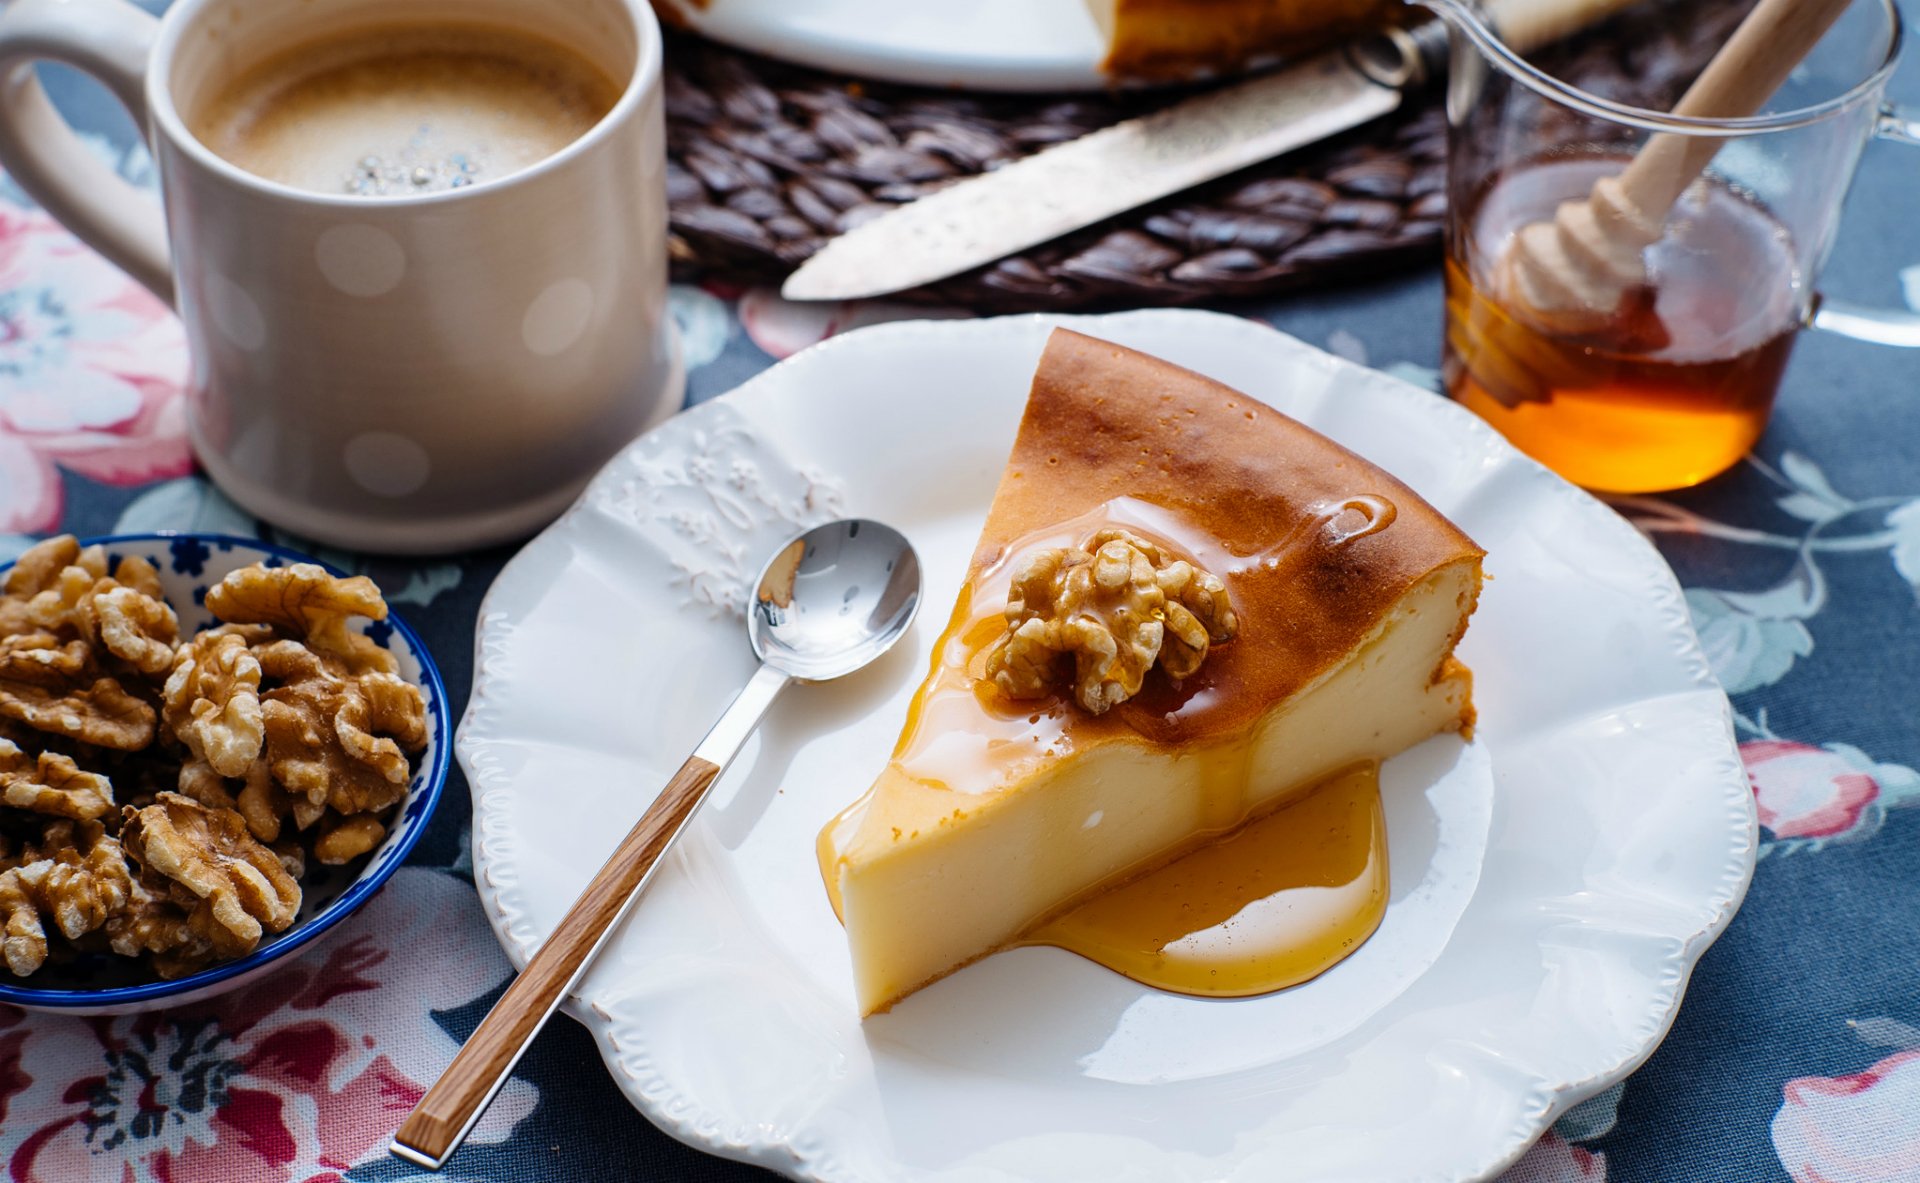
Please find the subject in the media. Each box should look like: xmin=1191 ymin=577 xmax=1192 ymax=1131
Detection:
xmin=344 ymin=431 xmax=432 ymax=498
xmin=314 ymin=224 xmax=407 ymax=298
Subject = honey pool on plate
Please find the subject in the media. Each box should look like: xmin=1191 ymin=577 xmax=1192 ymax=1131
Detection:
xmin=1445 ymin=156 xmax=1802 ymax=494
xmin=821 ymin=762 xmax=1389 ymax=1000
xmin=1025 ymin=763 xmax=1387 ymax=996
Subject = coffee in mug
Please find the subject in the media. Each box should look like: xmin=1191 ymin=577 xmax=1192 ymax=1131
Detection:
xmin=189 ymin=23 xmax=621 ymax=197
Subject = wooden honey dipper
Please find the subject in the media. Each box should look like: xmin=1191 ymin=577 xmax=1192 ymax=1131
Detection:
xmin=1498 ymin=0 xmax=1856 ymax=338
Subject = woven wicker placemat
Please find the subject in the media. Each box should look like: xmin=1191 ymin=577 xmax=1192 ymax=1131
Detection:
xmin=665 ymin=1 xmax=1748 ymax=309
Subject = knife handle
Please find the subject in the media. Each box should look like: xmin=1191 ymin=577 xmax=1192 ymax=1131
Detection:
xmin=1373 ymin=0 xmax=1649 ymax=89
xmin=1485 ymin=0 xmax=1649 ymax=55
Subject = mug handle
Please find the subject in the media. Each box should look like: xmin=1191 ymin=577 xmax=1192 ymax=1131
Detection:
xmin=0 ymin=0 xmax=172 ymax=305
xmin=1808 ymin=102 xmax=1920 ymax=347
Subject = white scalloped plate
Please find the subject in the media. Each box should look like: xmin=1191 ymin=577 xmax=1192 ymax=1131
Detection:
xmin=662 ymin=0 xmax=1178 ymax=92
xmin=461 ymin=310 xmax=1755 ymax=1183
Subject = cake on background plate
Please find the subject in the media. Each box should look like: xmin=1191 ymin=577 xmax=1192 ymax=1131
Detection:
xmin=1086 ymin=0 xmax=1398 ymax=78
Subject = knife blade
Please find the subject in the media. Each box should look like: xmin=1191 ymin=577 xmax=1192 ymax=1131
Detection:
xmin=782 ymin=42 xmax=1417 ymax=302
xmin=781 ymin=0 xmax=1641 ymax=302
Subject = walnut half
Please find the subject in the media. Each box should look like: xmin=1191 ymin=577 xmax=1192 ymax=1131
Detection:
xmin=163 ymin=632 xmax=265 ymax=779
xmin=204 ymin=563 xmax=396 ymax=675
xmin=984 ymin=528 xmax=1238 ymax=714
xmin=120 ymin=793 xmax=300 ymax=959
xmin=0 ymin=740 xmax=114 ymax=820
xmin=0 ymin=821 xmax=133 ymax=976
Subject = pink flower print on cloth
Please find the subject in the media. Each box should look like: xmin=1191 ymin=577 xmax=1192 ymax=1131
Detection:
xmin=0 ymin=868 xmax=535 ymax=1182
xmin=1743 ymin=739 xmax=1920 ymax=854
xmin=1498 ymin=1132 xmax=1608 ymax=1182
xmin=0 ymin=192 xmax=190 ymax=532
xmin=737 ymin=285 xmax=966 ymax=360
xmin=1773 ymin=1049 xmax=1920 ymax=1182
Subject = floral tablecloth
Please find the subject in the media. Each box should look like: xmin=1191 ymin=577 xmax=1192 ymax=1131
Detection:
xmin=4 ymin=5 xmax=1919 ymax=1180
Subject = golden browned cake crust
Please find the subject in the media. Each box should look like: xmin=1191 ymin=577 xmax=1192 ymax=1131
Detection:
xmin=1091 ymin=0 xmax=1397 ymax=79
xmin=967 ymin=328 xmax=1484 ymax=746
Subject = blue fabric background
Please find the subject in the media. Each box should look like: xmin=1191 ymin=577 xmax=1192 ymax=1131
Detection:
xmin=12 ymin=1 xmax=1920 ymax=1177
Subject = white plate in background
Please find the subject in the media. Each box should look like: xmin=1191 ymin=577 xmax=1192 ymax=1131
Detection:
xmin=666 ymin=0 xmax=1156 ymax=91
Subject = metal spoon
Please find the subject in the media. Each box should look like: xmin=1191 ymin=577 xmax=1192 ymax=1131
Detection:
xmin=391 ymin=518 xmax=921 ymax=1171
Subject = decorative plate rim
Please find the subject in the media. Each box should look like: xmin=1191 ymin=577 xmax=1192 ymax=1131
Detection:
xmin=461 ymin=310 xmax=1757 ymax=1183
xmin=0 ymin=531 xmax=452 ymax=1009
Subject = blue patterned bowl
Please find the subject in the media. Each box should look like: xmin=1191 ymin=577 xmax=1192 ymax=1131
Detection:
xmin=0 ymin=534 xmax=449 ymax=1014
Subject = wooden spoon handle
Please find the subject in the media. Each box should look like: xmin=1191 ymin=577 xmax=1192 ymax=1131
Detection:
xmin=1623 ymin=0 xmax=1856 ymax=216
xmin=391 ymin=753 xmax=721 ymax=1168
xmin=1490 ymin=0 xmax=1647 ymax=58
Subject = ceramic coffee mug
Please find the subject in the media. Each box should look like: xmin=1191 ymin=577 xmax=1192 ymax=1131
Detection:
xmin=0 ymin=0 xmax=682 ymax=553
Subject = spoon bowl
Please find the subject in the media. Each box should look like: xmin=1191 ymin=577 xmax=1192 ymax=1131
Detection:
xmin=751 ymin=518 xmax=922 ymax=681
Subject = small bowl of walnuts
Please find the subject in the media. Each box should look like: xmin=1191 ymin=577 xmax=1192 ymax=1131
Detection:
xmin=0 ymin=532 xmax=449 ymax=1013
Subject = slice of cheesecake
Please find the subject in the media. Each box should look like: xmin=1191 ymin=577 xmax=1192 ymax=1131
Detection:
xmin=819 ymin=329 xmax=1483 ymax=1015
xmin=1084 ymin=0 xmax=1396 ymax=79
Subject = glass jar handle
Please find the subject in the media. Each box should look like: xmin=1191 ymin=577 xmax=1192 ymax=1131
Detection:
xmin=1807 ymin=102 xmax=1920 ymax=347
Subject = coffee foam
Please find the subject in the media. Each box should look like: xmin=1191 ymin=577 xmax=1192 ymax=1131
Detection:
xmin=190 ymin=23 xmax=622 ymax=197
